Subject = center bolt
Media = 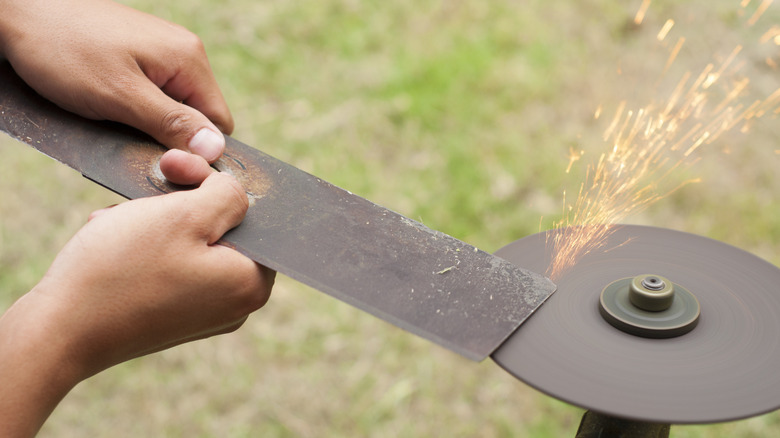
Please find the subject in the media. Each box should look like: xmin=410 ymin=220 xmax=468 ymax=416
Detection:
xmin=630 ymin=275 xmax=675 ymax=312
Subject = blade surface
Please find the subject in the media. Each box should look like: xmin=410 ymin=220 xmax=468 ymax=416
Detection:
xmin=0 ymin=62 xmax=555 ymax=361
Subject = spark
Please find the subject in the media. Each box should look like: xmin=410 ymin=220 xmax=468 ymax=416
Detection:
xmin=657 ymin=19 xmax=675 ymax=41
xmin=663 ymin=37 xmax=686 ymax=74
xmin=566 ymin=147 xmax=585 ymax=173
xmin=746 ymin=0 xmax=774 ymax=26
xmin=634 ymin=0 xmax=652 ymax=25
xmin=603 ymin=100 xmax=626 ymax=141
xmin=545 ymin=16 xmax=778 ymax=280
xmin=759 ymin=25 xmax=780 ymax=43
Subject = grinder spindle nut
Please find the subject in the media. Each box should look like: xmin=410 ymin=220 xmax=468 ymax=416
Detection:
xmin=630 ymin=275 xmax=674 ymax=311
xmin=599 ymin=274 xmax=700 ymax=338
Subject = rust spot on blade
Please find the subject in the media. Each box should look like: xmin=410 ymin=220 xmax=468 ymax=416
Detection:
xmin=213 ymin=151 xmax=272 ymax=204
xmin=116 ymin=142 xmax=272 ymax=201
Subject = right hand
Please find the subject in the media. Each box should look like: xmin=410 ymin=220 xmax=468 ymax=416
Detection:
xmin=24 ymin=150 xmax=273 ymax=380
xmin=0 ymin=0 xmax=233 ymax=162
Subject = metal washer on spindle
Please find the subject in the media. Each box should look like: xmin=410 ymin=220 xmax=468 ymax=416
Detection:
xmin=598 ymin=274 xmax=700 ymax=338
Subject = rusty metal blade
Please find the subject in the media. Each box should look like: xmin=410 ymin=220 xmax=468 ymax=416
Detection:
xmin=0 ymin=62 xmax=555 ymax=361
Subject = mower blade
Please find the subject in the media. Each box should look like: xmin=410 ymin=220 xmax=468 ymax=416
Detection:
xmin=0 ymin=62 xmax=555 ymax=361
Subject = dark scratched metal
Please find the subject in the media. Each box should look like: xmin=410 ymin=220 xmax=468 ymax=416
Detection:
xmin=575 ymin=411 xmax=670 ymax=438
xmin=493 ymin=225 xmax=780 ymax=424
xmin=0 ymin=62 xmax=555 ymax=361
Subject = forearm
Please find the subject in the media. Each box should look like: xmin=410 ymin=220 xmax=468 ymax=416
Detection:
xmin=0 ymin=288 xmax=84 ymax=437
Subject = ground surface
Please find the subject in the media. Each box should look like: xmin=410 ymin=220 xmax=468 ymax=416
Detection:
xmin=2 ymin=0 xmax=779 ymax=436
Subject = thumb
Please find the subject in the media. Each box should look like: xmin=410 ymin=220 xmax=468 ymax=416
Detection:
xmin=122 ymin=79 xmax=227 ymax=163
xmin=158 ymin=149 xmax=214 ymax=186
xmin=186 ymin=172 xmax=249 ymax=244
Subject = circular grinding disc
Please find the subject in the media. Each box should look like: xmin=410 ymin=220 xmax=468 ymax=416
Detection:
xmin=491 ymin=225 xmax=780 ymax=424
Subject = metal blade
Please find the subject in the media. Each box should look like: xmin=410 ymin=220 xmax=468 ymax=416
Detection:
xmin=0 ymin=61 xmax=555 ymax=361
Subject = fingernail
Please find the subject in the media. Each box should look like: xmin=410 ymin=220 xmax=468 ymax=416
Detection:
xmin=189 ymin=128 xmax=224 ymax=162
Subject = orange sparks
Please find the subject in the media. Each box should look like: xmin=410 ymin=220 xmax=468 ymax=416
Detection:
xmin=566 ymin=147 xmax=585 ymax=174
xmin=663 ymin=37 xmax=685 ymax=74
xmin=634 ymin=0 xmax=652 ymax=25
xmin=746 ymin=0 xmax=774 ymax=26
xmin=759 ymin=25 xmax=780 ymax=43
xmin=603 ymin=100 xmax=626 ymax=141
xmin=657 ymin=19 xmax=675 ymax=41
xmin=546 ymin=37 xmax=777 ymax=280
xmin=709 ymin=46 xmax=743 ymax=85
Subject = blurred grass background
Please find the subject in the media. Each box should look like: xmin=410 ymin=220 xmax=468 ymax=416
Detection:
xmin=2 ymin=0 xmax=779 ymax=436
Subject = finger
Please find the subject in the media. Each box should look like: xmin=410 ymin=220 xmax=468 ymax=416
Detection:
xmin=152 ymin=260 xmax=274 ymax=352
xmin=159 ymin=149 xmax=214 ymax=186
xmin=207 ymin=251 xmax=276 ymax=315
xmin=188 ymin=172 xmax=249 ymax=242
xmin=158 ymin=65 xmax=234 ymax=136
xmin=136 ymin=26 xmax=235 ymax=135
xmin=87 ymin=205 xmax=118 ymax=222
xmin=110 ymin=77 xmax=227 ymax=163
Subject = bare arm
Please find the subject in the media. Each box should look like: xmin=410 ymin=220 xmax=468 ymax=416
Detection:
xmin=0 ymin=4 xmax=266 ymax=434
xmin=0 ymin=152 xmax=275 ymax=437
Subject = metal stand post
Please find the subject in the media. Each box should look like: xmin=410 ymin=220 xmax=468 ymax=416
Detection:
xmin=575 ymin=410 xmax=670 ymax=438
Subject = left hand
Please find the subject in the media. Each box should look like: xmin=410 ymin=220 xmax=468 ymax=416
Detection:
xmin=35 ymin=152 xmax=272 ymax=375
xmin=0 ymin=151 xmax=274 ymax=437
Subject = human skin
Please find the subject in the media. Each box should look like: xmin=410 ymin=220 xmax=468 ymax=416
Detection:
xmin=0 ymin=1 xmax=275 ymax=435
xmin=0 ymin=151 xmax=275 ymax=437
xmin=0 ymin=0 xmax=232 ymax=162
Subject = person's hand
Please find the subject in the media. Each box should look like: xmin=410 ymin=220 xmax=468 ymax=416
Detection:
xmin=0 ymin=151 xmax=274 ymax=436
xmin=39 ymin=151 xmax=273 ymax=371
xmin=0 ymin=0 xmax=232 ymax=162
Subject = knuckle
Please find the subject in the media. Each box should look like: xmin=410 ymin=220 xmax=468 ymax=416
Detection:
xmin=219 ymin=319 xmax=247 ymax=335
xmin=216 ymin=173 xmax=250 ymax=214
xmin=243 ymin=291 xmax=271 ymax=313
xmin=234 ymin=267 xmax=274 ymax=312
xmin=176 ymin=30 xmax=207 ymax=59
xmin=159 ymin=108 xmax=194 ymax=141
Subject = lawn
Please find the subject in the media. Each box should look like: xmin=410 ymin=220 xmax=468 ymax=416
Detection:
xmin=2 ymin=0 xmax=779 ymax=436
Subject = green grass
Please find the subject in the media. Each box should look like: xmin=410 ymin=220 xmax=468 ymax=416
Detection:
xmin=2 ymin=0 xmax=780 ymax=436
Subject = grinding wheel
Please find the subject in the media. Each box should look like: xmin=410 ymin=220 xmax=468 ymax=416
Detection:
xmin=492 ymin=225 xmax=780 ymax=424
